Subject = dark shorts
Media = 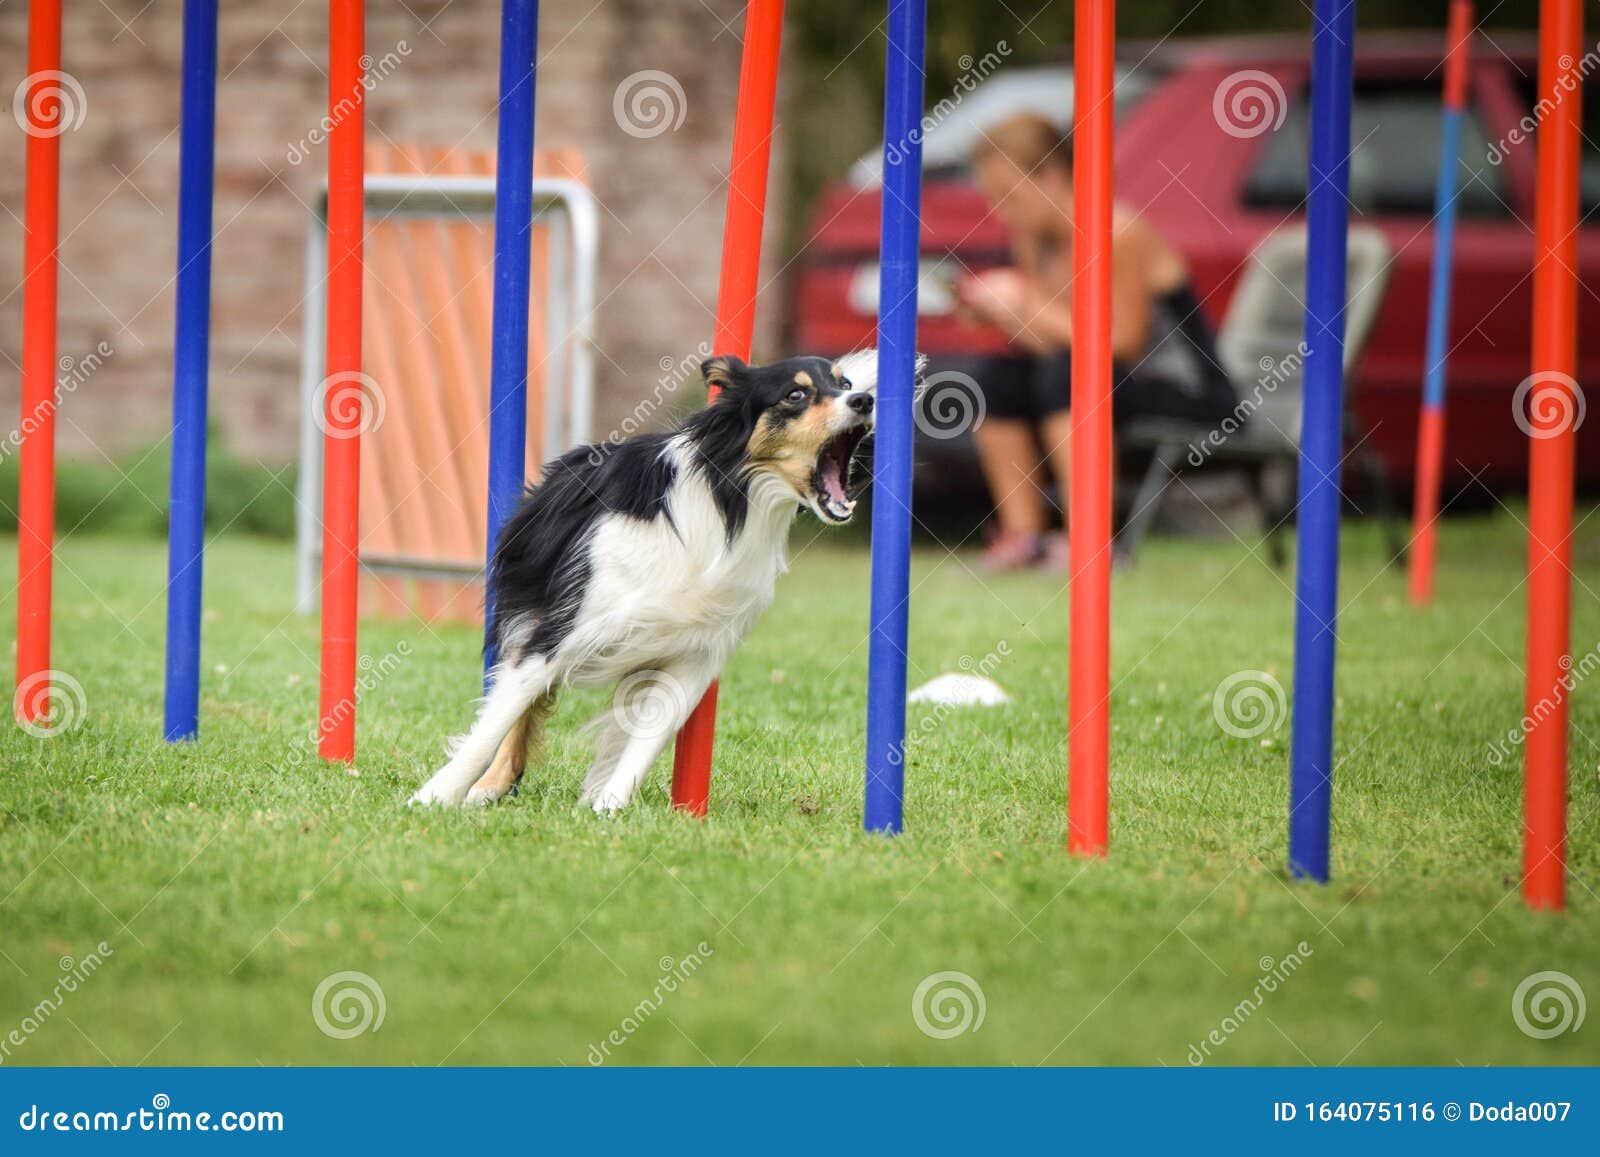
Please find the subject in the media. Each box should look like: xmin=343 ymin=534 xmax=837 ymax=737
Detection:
xmin=979 ymin=352 xmax=1237 ymax=428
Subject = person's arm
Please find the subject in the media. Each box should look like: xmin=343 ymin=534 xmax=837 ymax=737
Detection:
xmin=1108 ymin=217 xmax=1156 ymax=361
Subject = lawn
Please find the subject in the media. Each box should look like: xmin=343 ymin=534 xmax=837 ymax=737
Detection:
xmin=1 ymin=512 xmax=1596 ymax=1067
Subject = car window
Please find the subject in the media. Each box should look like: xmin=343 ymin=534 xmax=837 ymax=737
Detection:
xmin=1512 ymin=73 xmax=1600 ymax=215
xmin=1242 ymin=79 xmax=1511 ymax=218
xmin=848 ymin=66 xmax=1155 ymax=187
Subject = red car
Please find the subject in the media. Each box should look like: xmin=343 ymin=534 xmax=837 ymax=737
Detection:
xmin=794 ymin=33 xmax=1600 ymax=506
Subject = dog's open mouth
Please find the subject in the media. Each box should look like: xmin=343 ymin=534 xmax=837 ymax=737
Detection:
xmin=810 ymin=426 xmax=868 ymax=522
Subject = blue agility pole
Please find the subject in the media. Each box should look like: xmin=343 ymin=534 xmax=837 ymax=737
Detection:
xmin=864 ymin=0 xmax=927 ymax=834
xmin=163 ymin=0 xmax=219 ymax=742
xmin=1408 ymin=0 xmax=1473 ymax=606
xmin=484 ymin=0 xmax=540 ymax=677
xmin=1288 ymin=0 xmax=1356 ymax=882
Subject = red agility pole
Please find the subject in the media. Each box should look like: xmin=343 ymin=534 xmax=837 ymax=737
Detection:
xmin=670 ymin=0 xmax=785 ymax=817
xmin=14 ymin=0 xmax=64 ymax=726
xmin=1067 ymin=0 xmax=1114 ymax=857
xmin=317 ymin=0 xmax=366 ymax=762
xmin=1522 ymin=0 xmax=1582 ymax=911
xmin=1407 ymin=0 xmax=1473 ymax=607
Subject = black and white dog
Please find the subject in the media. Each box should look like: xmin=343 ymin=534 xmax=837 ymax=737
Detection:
xmin=411 ymin=349 xmax=890 ymax=812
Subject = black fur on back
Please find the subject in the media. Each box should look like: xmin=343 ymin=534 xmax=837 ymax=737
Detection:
xmin=485 ymin=354 xmax=836 ymax=661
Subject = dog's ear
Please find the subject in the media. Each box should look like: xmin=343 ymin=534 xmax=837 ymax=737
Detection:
xmin=701 ymin=355 xmax=748 ymax=392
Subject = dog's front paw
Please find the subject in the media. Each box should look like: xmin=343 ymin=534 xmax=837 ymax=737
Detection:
xmin=409 ymin=777 xmax=464 ymax=807
xmin=465 ymin=783 xmax=510 ymax=807
xmin=580 ymin=783 xmax=630 ymax=814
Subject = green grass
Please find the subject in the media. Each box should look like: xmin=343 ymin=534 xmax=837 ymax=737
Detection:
xmin=1 ymin=513 xmax=1597 ymax=1067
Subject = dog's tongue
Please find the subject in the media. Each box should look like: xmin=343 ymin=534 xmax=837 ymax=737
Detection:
xmin=820 ymin=454 xmax=847 ymax=505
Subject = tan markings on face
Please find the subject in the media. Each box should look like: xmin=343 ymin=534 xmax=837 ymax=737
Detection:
xmin=830 ymin=362 xmax=843 ymax=382
xmin=793 ymin=370 xmax=813 ymax=387
xmin=746 ymin=402 xmax=836 ymax=496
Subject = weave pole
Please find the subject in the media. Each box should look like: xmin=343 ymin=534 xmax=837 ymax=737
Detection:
xmin=1288 ymin=0 xmax=1355 ymax=883
xmin=163 ymin=0 xmax=219 ymax=742
xmin=316 ymin=0 xmax=366 ymax=762
xmin=1522 ymin=0 xmax=1582 ymax=912
xmin=1407 ymin=0 xmax=1473 ymax=607
xmin=862 ymin=0 xmax=926 ymax=834
xmin=1066 ymin=0 xmax=1114 ymax=858
xmin=14 ymin=0 xmax=63 ymax=726
xmin=483 ymin=0 xmax=540 ymax=678
xmin=670 ymin=0 xmax=786 ymax=817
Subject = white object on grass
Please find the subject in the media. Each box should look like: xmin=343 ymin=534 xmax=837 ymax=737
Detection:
xmin=907 ymin=673 xmax=1011 ymax=707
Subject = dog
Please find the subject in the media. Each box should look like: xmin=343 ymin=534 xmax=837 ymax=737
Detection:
xmin=411 ymin=348 xmax=893 ymax=812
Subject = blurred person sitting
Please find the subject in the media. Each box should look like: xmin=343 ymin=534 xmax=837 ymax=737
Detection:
xmin=955 ymin=113 xmax=1237 ymax=570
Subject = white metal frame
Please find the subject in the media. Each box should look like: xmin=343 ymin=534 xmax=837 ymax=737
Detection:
xmin=294 ymin=175 xmax=600 ymax=612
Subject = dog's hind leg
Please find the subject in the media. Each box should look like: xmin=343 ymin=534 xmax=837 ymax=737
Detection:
xmin=581 ymin=663 xmax=715 ymax=813
xmin=466 ymin=692 xmax=555 ymax=805
xmin=411 ymin=656 xmax=554 ymax=807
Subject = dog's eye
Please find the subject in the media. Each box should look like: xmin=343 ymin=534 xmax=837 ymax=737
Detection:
xmin=839 ymin=378 xmax=853 ymax=391
xmin=785 ymin=388 xmax=808 ymax=404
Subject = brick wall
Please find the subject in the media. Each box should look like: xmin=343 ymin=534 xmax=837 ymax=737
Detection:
xmin=0 ymin=0 xmax=787 ymax=463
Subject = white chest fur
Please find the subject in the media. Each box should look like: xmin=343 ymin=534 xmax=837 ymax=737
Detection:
xmin=566 ymin=440 xmax=798 ymax=683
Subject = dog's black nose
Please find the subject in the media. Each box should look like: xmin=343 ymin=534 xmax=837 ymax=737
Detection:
xmin=847 ymin=392 xmax=875 ymax=415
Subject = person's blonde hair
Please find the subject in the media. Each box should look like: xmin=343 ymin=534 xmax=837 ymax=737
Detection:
xmin=971 ymin=112 xmax=1072 ymax=174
